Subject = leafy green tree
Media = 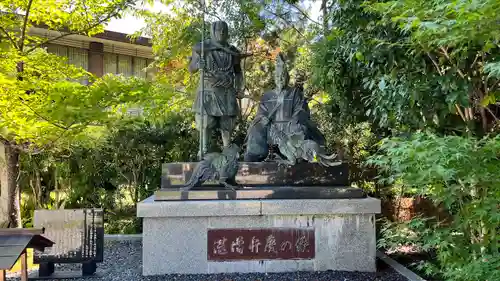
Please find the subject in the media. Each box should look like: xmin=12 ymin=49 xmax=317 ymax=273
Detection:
xmin=312 ymin=0 xmax=500 ymax=136
xmin=312 ymin=0 xmax=444 ymax=132
xmin=69 ymin=115 xmax=197 ymax=206
xmin=0 ymin=0 xmax=135 ymax=227
xmin=306 ymin=1 xmax=500 ymax=279
xmin=365 ymin=0 xmax=500 ymax=134
xmin=15 ymin=112 xmax=198 ymax=232
xmin=370 ymin=133 xmax=500 ymax=281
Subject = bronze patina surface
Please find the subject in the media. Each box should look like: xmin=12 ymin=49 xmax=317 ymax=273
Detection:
xmin=161 ymin=162 xmax=349 ymax=189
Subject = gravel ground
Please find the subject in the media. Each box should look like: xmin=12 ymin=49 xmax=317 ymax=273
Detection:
xmin=7 ymin=240 xmax=408 ymax=281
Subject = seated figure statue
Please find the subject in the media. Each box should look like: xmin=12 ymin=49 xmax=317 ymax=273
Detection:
xmin=244 ymin=53 xmax=331 ymax=164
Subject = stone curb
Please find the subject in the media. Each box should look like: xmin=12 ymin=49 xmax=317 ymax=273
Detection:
xmin=104 ymin=234 xmax=142 ymax=241
xmin=377 ymin=251 xmax=427 ymax=281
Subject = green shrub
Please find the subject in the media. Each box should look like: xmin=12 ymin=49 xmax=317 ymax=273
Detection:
xmin=18 ymin=113 xmax=198 ymax=233
xmin=369 ymin=133 xmax=500 ymax=281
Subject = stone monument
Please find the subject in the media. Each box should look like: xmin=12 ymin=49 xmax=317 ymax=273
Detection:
xmin=137 ymin=44 xmax=380 ymax=276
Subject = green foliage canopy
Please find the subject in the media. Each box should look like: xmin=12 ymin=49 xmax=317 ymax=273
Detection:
xmin=366 ymin=0 xmax=500 ymax=133
xmin=369 ymin=133 xmax=500 ymax=281
xmin=0 ymin=0 xmax=142 ymax=150
xmin=312 ymin=0 xmax=500 ymax=135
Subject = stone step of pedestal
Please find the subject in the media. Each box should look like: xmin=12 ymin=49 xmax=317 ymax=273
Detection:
xmin=161 ymin=161 xmax=349 ymax=189
xmin=154 ymin=186 xmax=365 ymax=201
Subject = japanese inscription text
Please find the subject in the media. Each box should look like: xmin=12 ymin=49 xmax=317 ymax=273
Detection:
xmin=207 ymin=228 xmax=314 ymax=261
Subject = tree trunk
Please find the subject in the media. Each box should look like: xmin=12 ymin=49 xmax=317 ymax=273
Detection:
xmin=132 ymin=169 xmax=139 ymax=203
xmin=0 ymin=141 xmax=21 ymax=227
xmin=35 ymin=169 xmax=42 ymax=208
xmin=54 ymin=166 xmax=60 ymax=209
xmin=0 ymin=142 xmax=8 ymax=226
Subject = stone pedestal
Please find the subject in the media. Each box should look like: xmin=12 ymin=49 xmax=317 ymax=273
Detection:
xmin=137 ymin=195 xmax=380 ymax=276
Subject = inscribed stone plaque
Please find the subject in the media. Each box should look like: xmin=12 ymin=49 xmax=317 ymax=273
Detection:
xmin=33 ymin=209 xmax=104 ymax=264
xmin=207 ymin=228 xmax=315 ymax=261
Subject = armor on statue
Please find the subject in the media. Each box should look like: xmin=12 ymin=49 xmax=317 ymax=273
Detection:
xmin=188 ymin=21 xmax=243 ymax=156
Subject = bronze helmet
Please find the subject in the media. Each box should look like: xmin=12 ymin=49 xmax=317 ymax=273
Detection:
xmin=210 ymin=21 xmax=229 ymax=44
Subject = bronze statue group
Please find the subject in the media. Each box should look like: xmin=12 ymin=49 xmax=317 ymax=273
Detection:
xmin=183 ymin=21 xmax=339 ymax=190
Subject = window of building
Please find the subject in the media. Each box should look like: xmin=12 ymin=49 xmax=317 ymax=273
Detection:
xmin=118 ymin=54 xmax=132 ymax=77
xmin=134 ymin=57 xmax=148 ymax=79
xmin=46 ymin=44 xmax=153 ymax=79
xmin=46 ymin=44 xmax=88 ymax=71
xmin=103 ymin=52 xmax=118 ymax=75
xmin=103 ymin=53 xmax=151 ymax=78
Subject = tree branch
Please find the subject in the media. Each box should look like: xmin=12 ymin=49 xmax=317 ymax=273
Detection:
xmin=43 ymin=121 xmax=78 ymax=150
xmin=19 ymin=98 xmax=72 ymax=130
xmin=19 ymin=0 xmax=35 ymax=52
xmin=439 ymin=46 xmax=466 ymax=79
xmin=0 ymin=27 xmax=19 ymax=49
xmin=263 ymin=8 xmax=305 ymax=37
xmin=455 ymin=104 xmax=467 ymax=122
xmin=470 ymin=53 xmax=480 ymax=70
xmin=289 ymin=3 xmax=321 ymax=26
xmin=491 ymin=84 xmax=500 ymax=96
xmin=82 ymin=0 xmax=94 ymax=27
xmin=308 ymin=97 xmax=325 ymax=105
xmin=242 ymin=102 xmax=257 ymax=122
xmin=485 ymin=106 xmax=500 ymax=122
xmin=465 ymin=107 xmax=474 ymax=121
xmin=424 ymin=49 xmax=443 ymax=76
xmin=423 ymin=47 xmax=470 ymax=123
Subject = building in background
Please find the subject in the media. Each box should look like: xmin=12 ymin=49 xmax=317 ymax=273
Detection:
xmin=29 ymin=26 xmax=154 ymax=79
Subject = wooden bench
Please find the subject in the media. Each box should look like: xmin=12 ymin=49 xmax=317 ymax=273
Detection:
xmin=0 ymin=228 xmax=54 ymax=281
xmin=32 ymin=209 xmax=104 ymax=278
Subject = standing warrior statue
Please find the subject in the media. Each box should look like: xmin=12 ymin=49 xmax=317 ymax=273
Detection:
xmin=188 ymin=21 xmax=244 ymax=157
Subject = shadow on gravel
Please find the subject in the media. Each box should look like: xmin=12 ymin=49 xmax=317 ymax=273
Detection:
xmin=7 ymin=240 xmax=409 ymax=281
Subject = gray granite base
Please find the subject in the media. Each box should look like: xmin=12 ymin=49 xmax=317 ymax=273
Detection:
xmin=137 ymin=196 xmax=381 ymax=276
